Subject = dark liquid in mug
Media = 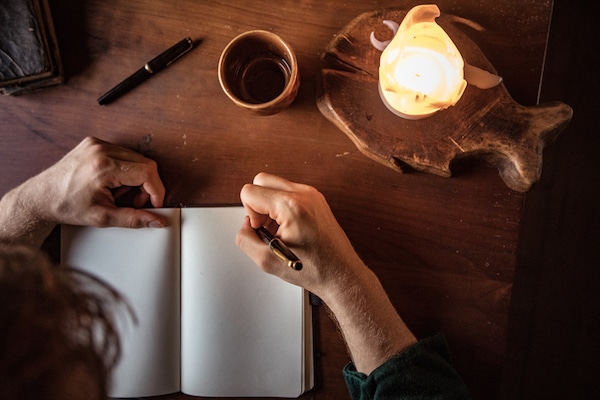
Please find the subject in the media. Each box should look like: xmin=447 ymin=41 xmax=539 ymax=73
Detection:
xmin=237 ymin=53 xmax=291 ymax=104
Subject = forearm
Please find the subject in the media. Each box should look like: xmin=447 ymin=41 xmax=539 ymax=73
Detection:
xmin=321 ymin=262 xmax=417 ymax=375
xmin=0 ymin=181 xmax=55 ymax=247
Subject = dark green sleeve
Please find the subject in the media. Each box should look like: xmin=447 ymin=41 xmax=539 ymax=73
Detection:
xmin=343 ymin=333 xmax=469 ymax=400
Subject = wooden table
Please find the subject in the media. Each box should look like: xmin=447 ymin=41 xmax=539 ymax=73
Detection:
xmin=0 ymin=0 xmax=554 ymax=398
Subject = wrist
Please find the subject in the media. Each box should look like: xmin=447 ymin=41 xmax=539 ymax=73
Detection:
xmin=317 ymin=258 xmax=375 ymax=308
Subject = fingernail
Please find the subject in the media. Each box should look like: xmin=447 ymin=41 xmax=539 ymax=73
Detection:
xmin=148 ymin=220 xmax=165 ymax=228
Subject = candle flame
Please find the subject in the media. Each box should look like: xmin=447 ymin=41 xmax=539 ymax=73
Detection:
xmin=377 ymin=4 xmax=467 ymax=119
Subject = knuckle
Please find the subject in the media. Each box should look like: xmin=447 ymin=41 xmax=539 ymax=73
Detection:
xmin=254 ymin=172 xmax=269 ymax=182
xmin=81 ymin=136 xmax=100 ymax=146
xmin=280 ymin=191 xmax=308 ymax=219
xmin=124 ymin=215 xmax=143 ymax=229
xmin=88 ymin=210 xmax=112 ymax=227
xmin=90 ymin=153 xmax=113 ymax=171
xmin=144 ymin=157 xmax=158 ymax=171
xmin=239 ymin=183 xmax=254 ymax=198
xmin=234 ymin=230 xmax=245 ymax=249
xmin=86 ymin=141 xmax=113 ymax=171
xmin=138 ymin=158 xmax=159 ymax=178
xmin=83 ymin=136 xmax=106 ymax=155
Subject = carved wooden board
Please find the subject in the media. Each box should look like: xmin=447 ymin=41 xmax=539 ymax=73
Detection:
xmin=317 ymin=8 xmax=573 ymax=192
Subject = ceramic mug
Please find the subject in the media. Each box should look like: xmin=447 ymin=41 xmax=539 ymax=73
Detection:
xmin=218 ymin=30 xmax=300 ymax=115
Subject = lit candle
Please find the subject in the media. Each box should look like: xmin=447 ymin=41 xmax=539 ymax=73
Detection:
xmin=376 ymin=4 xmax=467 ymax=119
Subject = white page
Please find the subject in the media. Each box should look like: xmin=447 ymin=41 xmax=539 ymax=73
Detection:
xmin=180 ymin=207 xmax=307 ymax=397
xmin=60 ymin=209 xmax=181 ymax=398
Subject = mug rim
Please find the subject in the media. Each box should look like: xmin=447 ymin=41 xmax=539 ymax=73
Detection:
xmin=218 ymin=30 xmax=299 ymax=113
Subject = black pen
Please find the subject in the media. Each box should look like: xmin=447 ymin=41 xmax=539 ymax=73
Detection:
xmin=98 ymin=37 xmax=194 ymax=105
xmin=255 ymin=227 xmax=303 ymax=271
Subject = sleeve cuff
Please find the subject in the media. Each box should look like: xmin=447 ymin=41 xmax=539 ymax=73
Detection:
xmin=343 ymin=333 xmax=469 ymax=399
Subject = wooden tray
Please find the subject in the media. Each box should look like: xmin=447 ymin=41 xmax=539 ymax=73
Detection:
xmin=317 ymin=8 xmax=573 ymax=192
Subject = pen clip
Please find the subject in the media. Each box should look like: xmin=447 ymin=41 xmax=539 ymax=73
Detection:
xmin=164 ymin=39 xmax=195 ymax=67
xmin=146 ymin=37 xmax=194 ymax=73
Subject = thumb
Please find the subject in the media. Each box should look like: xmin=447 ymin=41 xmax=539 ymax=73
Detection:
xmin=236 ymin=217 xmax=275 ymax=271
xmin=236 ymin=216 xmax=290 ymax=278
xmin=94 ymin=207 xmax=166 ymax=229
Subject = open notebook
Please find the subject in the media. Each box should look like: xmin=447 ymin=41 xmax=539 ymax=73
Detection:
xmin=60 ymin=207 xmax=313 ymax=398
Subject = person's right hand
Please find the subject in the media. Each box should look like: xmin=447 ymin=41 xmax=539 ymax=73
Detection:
xmin=236 ymin=173 xmax=418 ymax=375
xmin=236 ymin=172 xmax=366 ymax=298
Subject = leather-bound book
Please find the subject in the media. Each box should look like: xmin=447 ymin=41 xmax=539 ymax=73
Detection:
xmin=0 ymin=0 xmax=63 ymax=95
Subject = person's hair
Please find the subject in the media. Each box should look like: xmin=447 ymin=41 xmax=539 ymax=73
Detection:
xmin=0 ymin=244 xmax=129 ymax=399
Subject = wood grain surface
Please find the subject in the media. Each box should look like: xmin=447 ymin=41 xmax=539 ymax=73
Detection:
xmin=0 ymin=1 xmax=554 ymax=398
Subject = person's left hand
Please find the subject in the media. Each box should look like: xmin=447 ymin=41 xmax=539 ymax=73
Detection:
xmin=0 ymin=137 xmax=166 ymax=246
xmin=37 ymin=136 xmax=166 ymax=227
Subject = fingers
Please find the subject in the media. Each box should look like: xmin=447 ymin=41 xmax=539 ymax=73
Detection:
xmin=236 ymin=216 xmax=299 ymax=284
xmin=82 ymin=137 xmax=166 ymax=208
xmin=236 ymin=217 xmax=276 ymax=271
xmin=37 ymin=137 xmax=168 ymax=229
xmin=124 ymin=209 xmax=166 ymax=228
xmin=82 ymin=137 xmax=165 ymax=207
xmin=240 ymin=183 xmax=282 ymax=228
xmin=108 ymin=161 xmax=165 ymax=208
xmin=112 ymin=186 xmax=151 ymax=209
xmin=252 ymin=172 xmax=300 ymax=191
xmin=87 ymin=139 xmax=166 ymax=225
xmin=241 ymin=173 xmax=311 ymax=232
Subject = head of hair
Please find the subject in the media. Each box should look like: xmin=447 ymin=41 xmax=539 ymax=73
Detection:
xmin=0 ymin=244 xmax=128 ymax=400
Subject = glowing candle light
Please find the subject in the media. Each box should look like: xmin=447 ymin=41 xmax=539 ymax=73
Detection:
xmin=376 ymin=4 xmax=467 ymax=119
